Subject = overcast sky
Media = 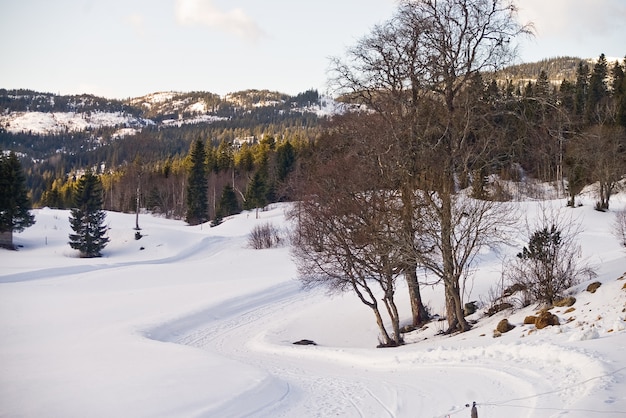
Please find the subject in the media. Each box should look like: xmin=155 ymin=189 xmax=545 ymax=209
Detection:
xmin=1 ymin=0 xmax=625 ymax=99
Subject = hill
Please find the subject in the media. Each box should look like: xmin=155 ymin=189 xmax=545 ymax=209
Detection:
xmin=1 ymin=191 xmax=625 ymax=417
xmin=497 ymin=55 xmax=625 ymax=86
xmin=0 ymin=88 xmax=328 ymax=136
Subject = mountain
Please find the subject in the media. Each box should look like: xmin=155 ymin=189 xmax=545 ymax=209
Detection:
xmin=0 ymin=88 xmax=333 ymax=137
xmin=497 ymin=55 xmax=625 ymax=85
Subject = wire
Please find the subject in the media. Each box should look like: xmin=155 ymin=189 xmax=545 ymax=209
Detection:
xmin=485 ymin=366 xmax=626 ymax=406
xmin=433 ymin=366 xmax=626 ymax=418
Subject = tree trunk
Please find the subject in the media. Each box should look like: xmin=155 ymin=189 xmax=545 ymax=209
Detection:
xmin=0 ymin=230 xmax=14 ymax=249
xmin=372 ymin=305 xmax=392 ymax=346
xmin=405 ymin=267 xmax=429 ymax=326
xmin=400 ymin=185 xmax=429 ymax=327
xmin=441 ymin=176 xmax=470 ymax=333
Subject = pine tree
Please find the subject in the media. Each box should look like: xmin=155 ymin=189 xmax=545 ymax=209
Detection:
xmin=218 ymin=184 xmax=240 ymax=217
xmin=0 ymin=152 xmax=35 ymax=249
xmin=244 ymin=171 xmax=267 ymax=217
xmin=586 ymin=54 xmax=608 ymax=123
xmin=611 ymin=58 xmax=626 ymax=127
xmin=185 ymin=139 xmax=209 ymax=225
xmin=212 ymin=184 xmax=240 ymax=226
xmin=559 ymin=79 xmax=575 ymax=114
xmin=68 ymin=171 xmax=109 ymax=258
xmin=276 ymin=140 xmax=296 ymax=182
xmin=535 ymin=70 xmax=551 ymax=99
xmin=574 ymin=61 xmax=589 ymax=118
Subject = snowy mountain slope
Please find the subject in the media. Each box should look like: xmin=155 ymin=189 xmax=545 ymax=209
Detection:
xmin=0 ymin=195 xmax=625 ymax=418
xmin=0 ymin=111 xmax=153 ymax=135
xmin=0 ymin=89 xmax=337 ymax=139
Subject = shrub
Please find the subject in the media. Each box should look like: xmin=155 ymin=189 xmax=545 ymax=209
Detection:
xmin=613 ymin=210 xmax=626 ymax=249
xmin=506 ymin=207 xmax=596 ymax=305
xmin=248 ymin=223 xmax=281 ymax=249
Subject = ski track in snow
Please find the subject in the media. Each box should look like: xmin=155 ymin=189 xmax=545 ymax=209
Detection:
xmin=144 ymin=255 xmax=610 ymax=418
xmin=0 ymin=235 xmax=230 ymax=284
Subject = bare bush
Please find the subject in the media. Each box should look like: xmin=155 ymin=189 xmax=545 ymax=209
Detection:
xmin=248 ymin=223 xmax=281 ymax=249
xmin=614 ymin=209 xmax=626 ymax=249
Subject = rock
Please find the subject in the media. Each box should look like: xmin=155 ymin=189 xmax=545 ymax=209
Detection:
xmin=554 ymin=296 xmax=576 ymax=307
xmin=496 ymin=318 xmax=515 ymax=333
xmin=293 ymin=339 xmax=317 ymax=346
xmin=523 ymin=315 xmax=537 ymax=325
xmin=487 ymin=302 xmax=513 ymax=317
xmin=586 ymin=281 xmax=602 ymax=293
xmin=535 ymin=310 xmax=559 ymax=329
xmin=464 ymin=301 xmax=478 ymax=316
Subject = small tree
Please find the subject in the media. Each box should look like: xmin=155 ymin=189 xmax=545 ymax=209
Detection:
xmin=68 ymin=171 xmax=110 ymax=258
xmin=185 ymin=139 xmax=209 ymax=225
xmin=507 ymin=207 xmax=596 ymax=305
xmin=218 ymin=184 xmax=240 ymax=217
xmin=0 ymin=152 xmax=35 ymax=249
xmin=243 ymin=171 xmax=267 ymax=218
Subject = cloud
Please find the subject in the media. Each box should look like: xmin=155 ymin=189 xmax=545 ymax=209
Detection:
xmin=518 ymin=0 xmax=626 ymax=39
xmin=175 ymin=0 xmax=266 ymax=42
xmin=125 ymin=14 xmax=146 ymax=38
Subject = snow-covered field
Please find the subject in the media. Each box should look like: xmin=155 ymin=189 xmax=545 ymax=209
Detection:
xmin=1 ymin=193 xmax=625 ymax=417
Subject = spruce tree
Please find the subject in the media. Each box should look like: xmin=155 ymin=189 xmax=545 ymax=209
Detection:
xmin=276 ymin=140 xmax=296 ymax=182
xmin=218 ymin=184 xmax=240 ymax=217
xmin=185 ymin=139 xmax=209 ymax=225
xmin=68 ymin=171 xmax=109 ymax=258
xmin=0 ymin=151 xmax=35 ymax=249
xmin=212 ymin=184 xmax=240 ymax=227
xmin=612 ymin=58 xmax=626 ymax=127
xmin=244 ymin=171 xmax=267 ymax=216
xmin=574 ymin=61 xmax=589 ymax=117
xmin=586 ymin=54 xmax=608 ymax=124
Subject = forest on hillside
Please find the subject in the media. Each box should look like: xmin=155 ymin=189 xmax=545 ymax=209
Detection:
xmin=1 ymin=51 xmax=625 ymax=225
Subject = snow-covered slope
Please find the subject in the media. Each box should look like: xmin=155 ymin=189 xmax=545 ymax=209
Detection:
xmin=0 ymin=111 xmax=153 ymax=135
xmin=1 ymin=195 xmax=625 ymax=417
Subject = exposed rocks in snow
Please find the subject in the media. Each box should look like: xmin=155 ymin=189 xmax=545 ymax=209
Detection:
xmin=587 ymin=281 xmax=602 ymax=293
xmin=535 ymin=310 xmax=560 ymax=329
xmin=495 ymin=318 xmax=515 ymax=334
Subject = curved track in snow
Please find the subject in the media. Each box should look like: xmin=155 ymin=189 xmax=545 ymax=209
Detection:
xmin=149 ymin=277 xmax=610 ymax=418
xmin=3 ymin=207 xmax=623 ymax=418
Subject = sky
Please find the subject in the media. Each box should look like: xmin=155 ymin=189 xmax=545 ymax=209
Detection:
xmin=1 ymin=0 xmax=625 ymax=99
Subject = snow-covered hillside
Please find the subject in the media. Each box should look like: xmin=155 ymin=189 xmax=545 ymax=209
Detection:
xmin=0 ymin=111 xmax=153 ymax=136
xmin=0 ymin=90 xmax=341 ymax=138
xmin=1 ymin=194 xmax=625 ymax=417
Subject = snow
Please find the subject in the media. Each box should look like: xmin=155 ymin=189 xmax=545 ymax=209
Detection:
xmin=1 ymin=195 xmax=625 ymax=418
xmin=0 ymin=111 xmax=152 ymax=135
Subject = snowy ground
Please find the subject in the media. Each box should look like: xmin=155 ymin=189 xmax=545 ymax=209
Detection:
xmin=1 ymin=193 xmax=625 ymax=418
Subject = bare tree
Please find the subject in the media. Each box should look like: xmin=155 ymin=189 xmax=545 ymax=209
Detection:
xmin=330 ymin=0 xmax=531 ymax=332
xmin=586 ymin=125 xmax=625 ymax=211
xmin=290 ymin=115 xmax=409 ymax=346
